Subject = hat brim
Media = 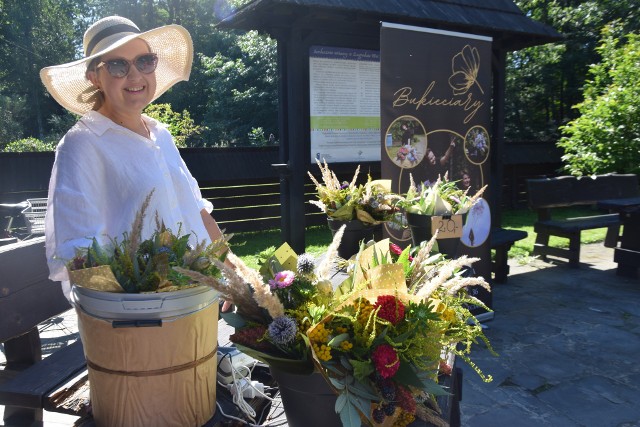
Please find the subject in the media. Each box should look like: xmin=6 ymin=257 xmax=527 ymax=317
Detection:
xmin=40 ymin=24 xmax=193 ymax=116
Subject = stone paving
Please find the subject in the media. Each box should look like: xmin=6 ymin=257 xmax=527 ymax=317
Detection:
xmin=459 ymin=244 xmax=640 ymax=427
xmin=1 ymin=243 xmax=639 ymax=426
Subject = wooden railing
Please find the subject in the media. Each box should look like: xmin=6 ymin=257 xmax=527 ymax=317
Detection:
xmin=0 ymin=143 xmax=562 ymax=232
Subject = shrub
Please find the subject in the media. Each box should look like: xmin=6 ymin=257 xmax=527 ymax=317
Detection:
xmin=144 ymin=103 xmax=207 ymax=148
xmin=2 ymin=137 xmax=55 ymax=152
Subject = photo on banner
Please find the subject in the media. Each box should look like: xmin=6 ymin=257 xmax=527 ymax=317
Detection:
xmin=380 ymin=23 xmax=493 ymax=312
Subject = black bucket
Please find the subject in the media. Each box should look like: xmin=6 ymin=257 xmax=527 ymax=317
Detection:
xmin=406 ymin=212 xmax=462 ymax=258
xmin=327 ymin=218 xmax=379 ymax=259
xmin=269 ymin=367 xmax=341 ymax=427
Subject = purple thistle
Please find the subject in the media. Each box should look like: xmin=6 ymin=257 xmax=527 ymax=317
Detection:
xmin=268 ymin=316 xmax=298 ymax=345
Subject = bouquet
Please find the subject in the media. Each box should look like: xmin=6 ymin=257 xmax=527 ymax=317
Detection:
xmin=67 ymin=191 xmax=230 ymax=293
xmin=398 ymin=173 xmax=486 ymax=216
xmin=308 ymin=159 xmax=400 ymax=225
xmin=179 ymin=224 xmax=495 ymax=427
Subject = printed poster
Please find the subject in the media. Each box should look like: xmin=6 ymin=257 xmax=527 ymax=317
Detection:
xmin=380 ymin=23 xmax=493 ymax=311
xmin=309 ymin=46 xmax=380 ymax=163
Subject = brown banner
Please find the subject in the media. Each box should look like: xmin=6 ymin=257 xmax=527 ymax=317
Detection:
xmin=380 ymin=23 xmax=493 ymax=311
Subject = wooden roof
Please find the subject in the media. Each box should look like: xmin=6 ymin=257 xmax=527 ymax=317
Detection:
xmin=218 ymin=0 xmax=562 ymax=50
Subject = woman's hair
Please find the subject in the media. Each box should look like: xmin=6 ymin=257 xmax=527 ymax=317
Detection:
xmin=85 ymin=56 xmax=104 ymax=111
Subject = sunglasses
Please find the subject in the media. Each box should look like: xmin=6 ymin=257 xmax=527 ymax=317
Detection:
xmin=96 ymin=53 xmax=158 ymax=78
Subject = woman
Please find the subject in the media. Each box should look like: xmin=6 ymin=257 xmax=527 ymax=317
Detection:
xmin=40 ymin=16 xmax=227 ymax=298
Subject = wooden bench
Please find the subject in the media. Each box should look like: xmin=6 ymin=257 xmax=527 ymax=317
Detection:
xmin=490 ymin=228 xmax=528 ymax=283
xmin=526 ymin=174 xmax=640 ymax=267
xmin=0 ymin=237 xmax=88 ymax=425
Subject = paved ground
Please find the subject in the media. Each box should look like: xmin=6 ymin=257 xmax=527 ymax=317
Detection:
xmin=1 ymin=243 xmax=639 ymax=426
xmin=458 ymin=244 xmax=640 ymax=427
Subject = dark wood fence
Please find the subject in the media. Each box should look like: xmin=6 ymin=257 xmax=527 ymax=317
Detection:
xmin=0 ymin=143 xmax=561 ymax=233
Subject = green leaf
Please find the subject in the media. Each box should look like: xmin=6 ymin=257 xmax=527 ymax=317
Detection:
xmin=350 ymin=359 xmax=374 ymax=381
xmin=347 ymin=382 xmax=379 ymax=400
xmin=220 ymin=312 xmax=246 ymax=329
xmin=340 ymin=355 xmax=353 ymax=371
xmin=393 ymin=362 xmax=427 ymax=388
xmin=329 ymin=377 xmax=346 ymax=390
xmin=328 ymin=333 xmax=349 ymax=347
xmin=335 ymin=392 xmax=348 ymax=413
xmin=338 ymin=400 xmax=363 ymax=427
xmin=334 ymin=276 xmax=354 ymax=299
xmin=419 ymin=377 xmax=450 ymax=397
xmin=350 ymin=394 xmax=374 ymax=420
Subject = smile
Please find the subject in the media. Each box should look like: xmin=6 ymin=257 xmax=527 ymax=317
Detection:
xmin=125 ymin=86 xmax=145 ymax=92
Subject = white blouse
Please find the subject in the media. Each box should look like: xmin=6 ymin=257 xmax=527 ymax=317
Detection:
xmin=45 ymin=111 xmax=213 ymax=286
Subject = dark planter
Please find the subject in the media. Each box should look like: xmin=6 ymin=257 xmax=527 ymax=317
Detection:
xmin=327 ymin=218 xmax=380 ymax=259
xmin=406 ymin=212 xmax=464 ymax=258
xmin=269 ymin=367 xmax=341 ymax=427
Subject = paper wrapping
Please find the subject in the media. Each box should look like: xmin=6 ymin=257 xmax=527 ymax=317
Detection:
xmin=76 ymin=302 xmax=218 ymax=427
xmin=68 ymin=265 xmax=124 ymax=292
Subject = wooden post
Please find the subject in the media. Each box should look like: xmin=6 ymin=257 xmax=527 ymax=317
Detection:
xmin=284 ymin=28 xmax=307 ymax=253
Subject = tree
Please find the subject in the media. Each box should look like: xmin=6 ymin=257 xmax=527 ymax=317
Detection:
xmin=144 ymin=103 xmax=206 ymax=147
xmin=506 ymin=0 xmax=640 ymax=142
xmin=557 ymin=26 xmax=640 ymax=176
xmin=199 ymin=30 xmax=278 ymax=146
xmin=0 ymin=0 xmax=79 ymax=139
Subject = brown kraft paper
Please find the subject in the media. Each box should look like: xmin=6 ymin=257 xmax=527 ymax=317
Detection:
xmin=76 ymin=302 xmax=218 ymax=427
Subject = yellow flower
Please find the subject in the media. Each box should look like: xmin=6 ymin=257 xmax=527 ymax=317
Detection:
xmin=313 ymin=343 xmax=332 ymax=361
xmin=354 ymin=298 xmax=374 ymax=325
xmin=339 ymin=341 xmax=353 ymax=351
xmin=308 ymin=323 xmax=331 ymax=343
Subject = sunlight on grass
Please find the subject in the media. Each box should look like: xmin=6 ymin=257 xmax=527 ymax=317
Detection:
xmin=230 ymin=226 xmax=333 ymax=269
xmin=499 ymin=206 xmax=609 ymax=260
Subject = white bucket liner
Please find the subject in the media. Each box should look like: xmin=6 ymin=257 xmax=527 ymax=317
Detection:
xmin=71 ymin=285 xmax=219 ymax=321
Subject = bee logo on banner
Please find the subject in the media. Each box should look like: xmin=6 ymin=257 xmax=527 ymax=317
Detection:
xmin=380 ymin=23 xmax=493 ymax=307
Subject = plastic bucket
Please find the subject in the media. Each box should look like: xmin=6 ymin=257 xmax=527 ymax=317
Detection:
xmin=71 ymin=285 xmax=219 ymax=427
xmin=327 ymin=218 xmax=380 ymax=260
xmin=269 ymin=367 xmax=341 ymax=427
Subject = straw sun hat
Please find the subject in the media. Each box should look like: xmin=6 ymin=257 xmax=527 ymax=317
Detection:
xmin=40 ymin=16 xmax=193 ymax=116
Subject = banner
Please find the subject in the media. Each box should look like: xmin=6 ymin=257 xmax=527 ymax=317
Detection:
xmin=380 ymin=23 xmax=493 ymax=313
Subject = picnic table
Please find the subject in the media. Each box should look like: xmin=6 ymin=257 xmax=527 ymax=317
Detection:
xmin=597 ymin=197 xmax=640 ymax=278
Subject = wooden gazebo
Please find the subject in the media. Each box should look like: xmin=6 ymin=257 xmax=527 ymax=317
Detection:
xmin=218 ymin=0 xmax=562 ymax=252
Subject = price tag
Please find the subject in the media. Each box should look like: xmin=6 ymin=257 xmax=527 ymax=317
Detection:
xmin=430 ymin=215 xmax=464 ymax=238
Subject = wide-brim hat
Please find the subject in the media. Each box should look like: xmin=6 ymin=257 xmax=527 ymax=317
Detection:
xmin=40 ymin=16 xmax=193 ymax=116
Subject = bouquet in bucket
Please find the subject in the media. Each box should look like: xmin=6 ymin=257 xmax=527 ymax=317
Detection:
xmin=179 ymin=224 xmax=495 ymax=427
xmin=398 ymin=172 xmax=486 ymax=216
xmin=66 ymin=191 xmax=230 ymax=293
xmin=308 ymin=159 xmax=401 ymax=225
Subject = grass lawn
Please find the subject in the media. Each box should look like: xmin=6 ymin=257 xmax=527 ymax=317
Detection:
xmin=231 ymin=206 xmax=611 ymax=268
xmin=230 ymin=225 xmax=334 ymax=269
xmin=499 ymin=206 xmax=609 ymax=262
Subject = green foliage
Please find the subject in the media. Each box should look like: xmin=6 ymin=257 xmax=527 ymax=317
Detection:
xmin=69 ymin=196 xmax=228 ymax=293
xmin=200 ymin=30 xmax=278 ymax=146
xmin=506 ymin=0 xmax=640 ymax=142
xmin=248 ymin=127 xmax=277 ymax=146
xmin=0 ymin=0 xmax=80 ymax=139
xmin=144 ymin=103 xmax=207 ymax=148
xmin=0 ymin=95 xmax=25 ymax=145
xmin=2 ymin=137 xmax=55 ymax=152
xmin=558 ymin=26 xmax=640 ymax=176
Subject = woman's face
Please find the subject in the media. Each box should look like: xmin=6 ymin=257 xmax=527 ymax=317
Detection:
xmin=462 ymin=173 xmax=471 ymax=188
xmin=88 ymin=38 xmax=156 ymax=117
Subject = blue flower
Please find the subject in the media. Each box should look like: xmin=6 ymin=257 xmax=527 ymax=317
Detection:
xmin=268 ymin=316 xmax=298 ymax=345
